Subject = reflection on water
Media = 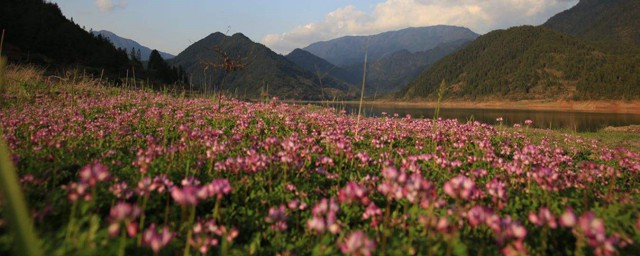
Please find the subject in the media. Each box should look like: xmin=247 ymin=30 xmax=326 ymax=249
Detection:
xmin=314 ymin=103 xmax=640 ymax=132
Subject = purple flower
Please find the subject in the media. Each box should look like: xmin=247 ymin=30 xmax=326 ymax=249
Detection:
xmin=339 ymin=231 xmax=376 ymax=256
xmin=265 ymin=204 xmax=288 ymax=232
xmin=338 ymin=182 xmax=369 ymax=205
xmin=443 ymin=175 xmax=475 ymax=200
xmin=198 ymin=179 xmax=232 ymax=200
xmin=142 ymin=223 xmax=173 ymax=253
xmin=307 ymin=198 xmax=340 ymax=234
xmin=528 ymin=207 xmax=557 ymax=229
xmin=171 ymin=185 xmax=200 ymax=206
xmin=78 ymin=162 xmax=110 ymax=186
xmin=108 ymin=202 xmax=141 ymax=237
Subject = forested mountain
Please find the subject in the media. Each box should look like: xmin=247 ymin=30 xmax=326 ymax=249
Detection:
xmin=171 ymin=33 xmax=354 ymax=100
xmin=543 ymin=0 xmax=640 ymax=46
xmin=92 ymin=30 xmax=175 ymax=61
xmin=0 ymin=0 xmax=129 ymax=71
xmin=400 ymin=26 xmax=640 ymax=100
xmin=401 ymin=0 xmax=640 ymax=101
xmin=303 ymin=25 xmax=479 ymax=67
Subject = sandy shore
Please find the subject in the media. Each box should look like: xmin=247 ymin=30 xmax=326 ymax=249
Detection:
xmin=308 ymin=100 xmax=640 ymax=114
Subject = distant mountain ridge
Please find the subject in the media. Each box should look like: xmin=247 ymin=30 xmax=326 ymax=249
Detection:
xmin=92 ymin=30 xmax=175 ymax=61
xmin=303 ymin=25 xmax=479 ymax=67
xmin=171 ymin=32 xmax=354 ymax=100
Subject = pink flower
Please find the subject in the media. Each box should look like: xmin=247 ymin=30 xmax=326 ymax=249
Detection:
xmin=62 ymin=182 xmax=91 ymax=202
xmin=78 ymin=162 xmax=110 ymax=186
xmin=524 ymin=119 xmax=533 ymax=126
xmin=142 ymin=223 xmax=173 ymax=253
xmin=307 ymin=198 xmax=340 ymax=234
xmin=339 ymin=231 xmax=376 ymax=256
xmin=338 ymin=182 xmax=369 ymax=205
xmin=466 ymin=206 xmax=491 ymax=227
xmin=265 ymin=204 xmax=288 ymax=232
xmin=443 ymin=175 xmax=475 ymax=200
xmin=171 ymin=185 xmax=200 ymax=206
xmin=198 ymin=179 xmax=232 ymax=200
xmin=528 ymin=207 xmax=557 ymax=229
xmin=108 ymin=202 xmax=141 ymax=237
xmin=150 ymin=174 xmax=174 ymax=194
xmin=559 ymin=208 xmax=577 ymax=227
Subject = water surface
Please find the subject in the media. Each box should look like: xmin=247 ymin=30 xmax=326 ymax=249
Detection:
xmin=314 ymin=103 xmax=640 ymax=132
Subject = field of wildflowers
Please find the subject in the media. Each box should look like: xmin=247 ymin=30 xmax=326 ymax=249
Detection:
xmin=1 ymin=66 xmax=639 ymax=255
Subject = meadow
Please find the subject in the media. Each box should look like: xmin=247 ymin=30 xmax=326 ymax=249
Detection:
xmin=1 ymin=65 xmax=639 ymax=255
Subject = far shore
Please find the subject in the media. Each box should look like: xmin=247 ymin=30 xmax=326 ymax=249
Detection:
xmin=290 ymin=99 xmax=640 ymax=114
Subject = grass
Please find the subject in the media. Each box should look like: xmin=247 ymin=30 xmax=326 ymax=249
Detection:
xmin=1 ymin=64 xmax=639 ymax=255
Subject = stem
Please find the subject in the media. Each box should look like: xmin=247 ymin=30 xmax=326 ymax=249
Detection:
xmin=118 ymin=224 xmax=127 ymax=256
xmin=381 ymin=199 xmax=391 ymax=254
xmin=137 ymin=194 xmax=149 ymax=246
xmin=212 ymin=198 xmax=221 ymax=221
xmin=183 ymin=205 xmax=196 ymax=256
xmin=64 ymin=201 xmax=78 ymax=249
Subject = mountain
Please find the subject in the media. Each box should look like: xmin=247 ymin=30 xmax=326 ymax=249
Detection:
xmin=92 ymin=30 xmax=175 ymax=61
xmin=303 ymin=25 xmax=479 ymax=67
xmin=543 ymin=0 xmax=640 ymax=47
xmin=0 ymin=0 xmax=129 ymax=71
xmin=400 ymin=26 xmax=640 ymax=101
xmin=285 ymin=49 xmax=359 ymax=85
xmin=171 ymin=33 xmax=354 ymax=100
xmin=342 ymin=39 xmax=473 ymax=96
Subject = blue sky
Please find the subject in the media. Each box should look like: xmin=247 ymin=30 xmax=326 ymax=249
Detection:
xmin=50 ymin=0 xmax=578 ymax=55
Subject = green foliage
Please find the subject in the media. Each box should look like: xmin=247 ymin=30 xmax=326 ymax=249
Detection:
xmin=401 ymin=26 xmax=640 ymax=100
xmin=147 ymin=50 xmax=187 ymax=85
xmin=0 ymin=0 xmax=129 ymax=72
xmin=543 ymin=0 xmax=640 ymax=47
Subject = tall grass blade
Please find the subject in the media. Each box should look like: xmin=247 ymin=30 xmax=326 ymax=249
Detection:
xmin=355 ymin=46 xmax=368 ymax=137
xmin=0 ymin=138 xmax=43 ymax=256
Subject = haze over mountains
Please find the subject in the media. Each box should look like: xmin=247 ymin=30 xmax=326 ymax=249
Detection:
xmin=401 ymin=0 xmax=640 ymax=101
xmin=92 ymin=30 xmax=175 ymax=61
xmin=303 ymin=26 xmax=479 ymax=67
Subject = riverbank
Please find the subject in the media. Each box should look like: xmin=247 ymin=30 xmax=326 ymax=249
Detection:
xmin=303 ymin=100 xmax=640 ymax=114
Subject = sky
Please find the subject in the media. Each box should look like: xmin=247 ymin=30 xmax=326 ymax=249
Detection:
xmin=50 ymin=0 xmax=579 ymax=55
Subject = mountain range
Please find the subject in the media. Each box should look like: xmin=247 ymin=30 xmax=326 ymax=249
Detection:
xmin=400 ymin=0 xmax=640 ymax=101
xmin=303 ymin=25 xmax=479 ymax=67
xmin=285 ymin=26 xmax=478 ymax=96
xmin=170 ymin=32 xmax=354 ymax=100
xmin=92 ymin=30 xmax=175 ymax=61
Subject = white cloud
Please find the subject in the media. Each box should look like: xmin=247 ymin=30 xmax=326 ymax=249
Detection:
xmin=262 ymin=0 xmax=579 ymax=54
xmin=95 ymin=0 xmax=128 ymax=12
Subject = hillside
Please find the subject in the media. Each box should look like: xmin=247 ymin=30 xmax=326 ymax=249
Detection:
xmin=303 ymin=25 xmax=479 ymax=67
xmin=285 ymin=49 xmax=359 ymax=85
xmin=400 ymin=26 xmax=640 ymax=100
xmin=170 ymin=33 xmax=353 ymax=100
xmin=543 ymin=0 xmax=640 ymax=46
xmin=92 ymin=30 xmax=175 ymax=61
xmin=0 ymin=0 xmax=129 ymax=71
